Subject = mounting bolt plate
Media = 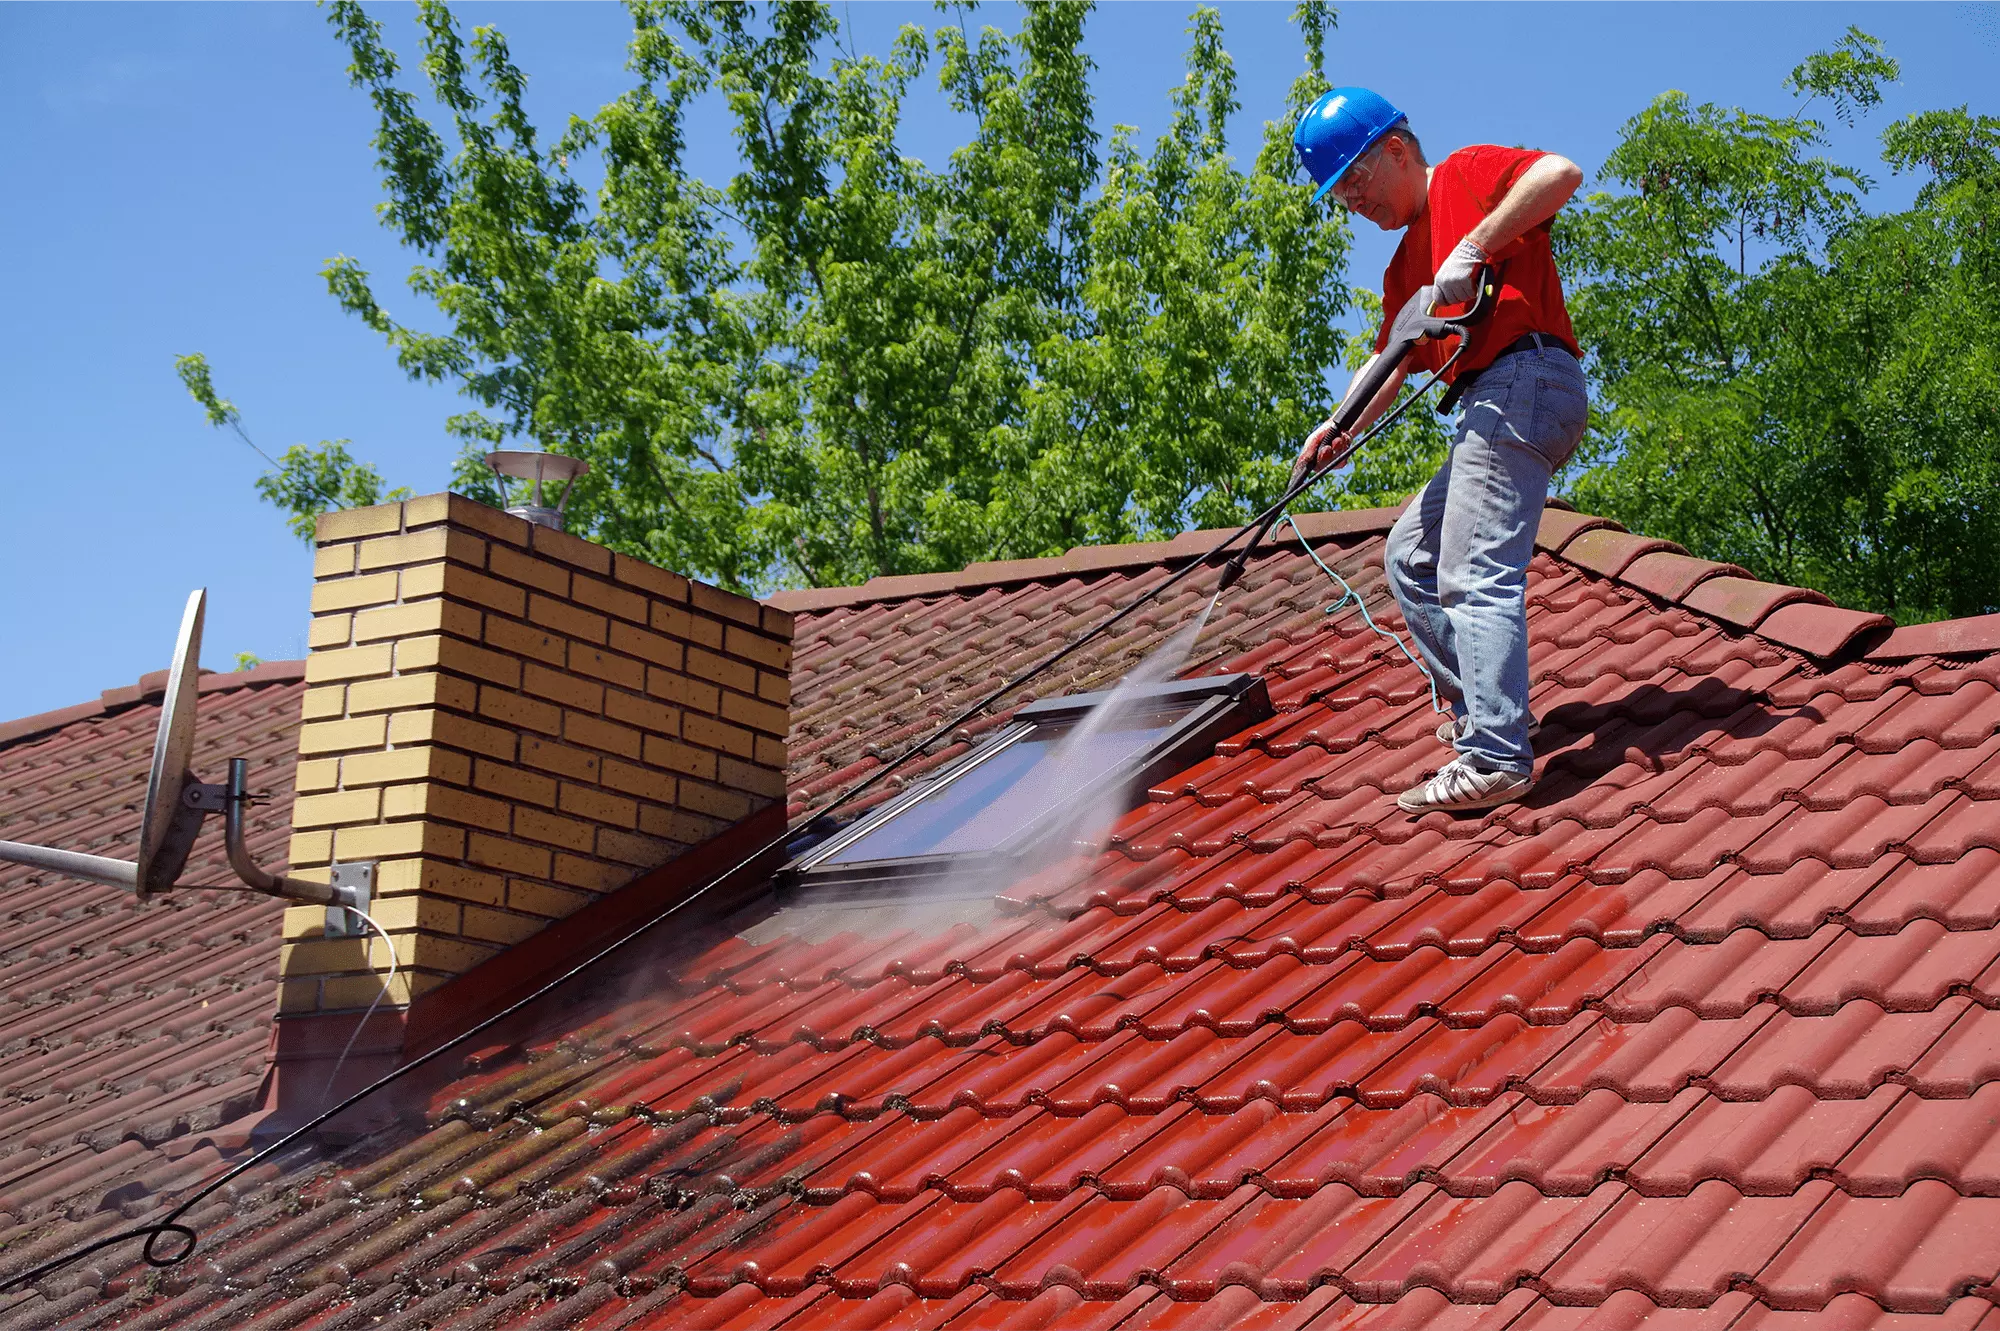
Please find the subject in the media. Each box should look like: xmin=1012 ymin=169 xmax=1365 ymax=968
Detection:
xmin=327 ymin=862 xmax=374 ymax=940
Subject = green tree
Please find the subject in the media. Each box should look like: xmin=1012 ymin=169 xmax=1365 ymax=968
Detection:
xmin=174 ymin=352 xmax=410 ymax=541
xmin=288 ymin=0 xmax=1353 ymax=592
xmin=1560 ymin=28 xmax=2000 ymax=622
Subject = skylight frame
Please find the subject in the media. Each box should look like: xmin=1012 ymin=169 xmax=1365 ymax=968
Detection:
xmin=780 ymin=673 xmax=1272 ymax=900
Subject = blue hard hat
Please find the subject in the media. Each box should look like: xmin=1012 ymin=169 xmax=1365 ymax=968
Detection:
xmin=1293 ymin=87 xmax=1406 ymax=203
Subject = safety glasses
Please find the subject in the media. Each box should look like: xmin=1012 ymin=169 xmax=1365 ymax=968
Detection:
xmin=1330 ymin=145 xmax=1382 ymax=209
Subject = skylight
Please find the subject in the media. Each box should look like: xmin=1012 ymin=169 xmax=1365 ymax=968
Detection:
xmin=783 ymin=673 xmax=1271 ymax=899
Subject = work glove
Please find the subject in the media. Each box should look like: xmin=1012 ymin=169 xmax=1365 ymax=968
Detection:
xmin=1289 ymin=415 xmax=1353 ymax=490
xmin=1432 ymin=237 xmax=1489 ymax=307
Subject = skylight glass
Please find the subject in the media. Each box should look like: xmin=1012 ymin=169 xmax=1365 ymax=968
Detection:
xmin=822 ymin=702 xmax=1196 ymax=865
xmin=783 ymin=674 xmax=1272 ymax=896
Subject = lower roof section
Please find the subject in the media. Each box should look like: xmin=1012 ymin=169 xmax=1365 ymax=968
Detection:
xmin=11 ymin=516 xmax=2000 ymax=1329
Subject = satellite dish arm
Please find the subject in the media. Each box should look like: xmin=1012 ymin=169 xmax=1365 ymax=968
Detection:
xmin=0 ymin=839 xmax=139 ymax=892
xmin=224 ymin=759 xmax=354 ymax=907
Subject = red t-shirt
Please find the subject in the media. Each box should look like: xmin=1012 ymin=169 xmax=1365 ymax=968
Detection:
xmin=1375 ymin=144 xmax=1579 ymax=382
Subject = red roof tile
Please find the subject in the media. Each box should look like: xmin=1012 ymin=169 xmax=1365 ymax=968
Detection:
xmin=0 ymin=664 xmax=303 ymax=1278
xmin=8 ymin=508 xmax=2000 ymax=1327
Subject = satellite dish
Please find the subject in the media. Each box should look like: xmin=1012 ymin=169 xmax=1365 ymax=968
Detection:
xmin=136 ymin=589 xmax=204 ymax=898
xmin=0 ymin=588 xmax=365 ymax=918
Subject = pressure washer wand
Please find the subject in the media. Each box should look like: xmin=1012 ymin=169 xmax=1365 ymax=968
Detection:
xmin=1215 ymin=269 xmax=1501 ymax=593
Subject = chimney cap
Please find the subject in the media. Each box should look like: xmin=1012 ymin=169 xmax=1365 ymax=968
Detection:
xmin=486 ymin=451 xmax=589 ymax=531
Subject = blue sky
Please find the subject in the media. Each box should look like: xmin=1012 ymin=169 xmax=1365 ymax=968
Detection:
xmin=2 ymin=2 xmax=1993 ymax=720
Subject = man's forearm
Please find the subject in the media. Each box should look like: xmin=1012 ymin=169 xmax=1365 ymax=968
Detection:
xmin=1337 ymin=354 xmax=1409 ymax=440
xmin=1467 ymin=154 xmax=1584 ymax=257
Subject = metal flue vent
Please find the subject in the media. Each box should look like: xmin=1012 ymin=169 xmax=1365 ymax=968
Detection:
xmin=485 ymin=451 xmax=589 ymax=531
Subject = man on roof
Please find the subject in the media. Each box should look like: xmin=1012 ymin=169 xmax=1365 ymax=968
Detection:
xmin=1289 ymin=87 xmax=1587 ymax=815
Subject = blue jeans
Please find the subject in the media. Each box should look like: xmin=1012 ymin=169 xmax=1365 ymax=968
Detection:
xmin=1384 ymin=344 xmax=1590 ymax=776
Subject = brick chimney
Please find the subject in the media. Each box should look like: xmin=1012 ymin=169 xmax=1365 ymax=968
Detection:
xmin=270 ymin=494 xmax=790 ymax=1117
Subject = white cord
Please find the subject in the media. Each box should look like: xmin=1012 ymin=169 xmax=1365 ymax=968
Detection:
xmin=319 ymin=905 xmax=401 ymax=1109
xmin=1277 ymin=511 xmax=1449 ymax=718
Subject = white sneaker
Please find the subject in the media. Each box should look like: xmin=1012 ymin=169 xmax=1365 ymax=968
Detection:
xmin=1397 ymin=758 xmax=1534 ymax=813
xmin=1435 ymin=714 xmax=1541 ymax=745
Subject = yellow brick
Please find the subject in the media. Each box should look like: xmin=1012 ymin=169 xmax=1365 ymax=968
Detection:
xmin=484 ymin=615 xmax=567 ymax=667
xmin=291 ymin=787 xmax=383 ymax=829
xmin=569 ymin=643 xmax=645 ymax=691
xmin=294 ymin=757 xmax=342 ymax=793
xmin=690 ymin=580 xmax=760 ymax=627
xmin=756 ymin=671 xmax=791 ymax=706
xmin=514 ymin=806 xmax=597 ymax=852
xmin=357 ymin=526 xmax=484 ymax=573
xmin=595 ymin=827 xmax=673 ymax=868
xmin=478 ymin=685 xmax=562 ymax=737
xmin=334 ymin=820 xmax=466 ymax=861
xmin=346 ymin=671 xmax=478 ymax=717
xmin=314 ymin=543 xmax=357 ymax=580
xmin=612 ymin=553 xmax=688 ymax=602
xmin=310 ymin=570 xmax=401 ymax=613
xmin=720 ymin=689 xmax=789 ymax=739
xmin=509 ymin=877 xmax=594 ymax=918
xmin=382 ymin=782 xmax=512 ymax=832
xmin=600 ymin=757 xmax=677 ymax=804
xmin=340 ymin=746 xmax=472 ymax=789
xmin=528 ymin=594 xmax=608 ymax=646
xmin=642 ymin=734 xmax=717 ymax=780
xmin=398 ymin=634 xmax=523 ymax=688
xmin=522 ymin=662 xmax=603 ymax=713
xmin=609 ymin=621 xmax=684 ymax=671
xmin=551 ymin=855 xmax=628 ymax=894
xmin=565 ymin=711 xmax=643 ymax=760
xmin=283 ymin=904 xmax=329 ymax=941
xmin=305 ymin=642 xmax=395 ymax=684
xmin=288 ymin=830 xmax=333 ymax=868
xmin=468 ymin=832 xmax=551 ymax=879
xmin=719 ymin=755 xmax=790 ymax=801
xmin=376 ymin=857 xmax=505 ymax=907
xmin=761 ymin=604 xmax=796 ymax=638
xmin=652 ymin=602 xmax=723 ymax=650
xmin=638 ymin=804 xmax=725 ymax=844
xmin=320 ymin=971 xmax=418 ymax=1009
xmin=401 ymin=562 xmax=528 ymax=618
xmin=520 ymin=736 xmax=601 ymax=782
xmin=389 ymin=709 xmax=518 ymax=761
xmin=354 ymin=598 xmax=482 ymax=644
xmin=400 ymin=492 xmax=452 ymax=529
xmin=487 ymin=542 xmax=571 ymax=597
xmin=686 ymin=647 xmax=757 ymax=695
xmin=308 ymin=614 xmax=353 ymax=650
xmin=408 ymin=933 xmax=500 ymax=975
xmin=315 ymin=502 xmax=403 ymax=542
xmin=530 ymin=523 xmax=612 ymax=575
xmin=724 ymin=624 xmax=793 ymax=671
xmin=754 ymin=734 xmax=788 ymax=769
xmin=277 ymin=976 xmax=321 ymax=1014
xmin=679 ymin=780 xmax=754 ymax=822
xmin=558 ymin=782 xmax=637 ymax=828
xmin=647 ymin=668 xmax=720 ymax=714
xmin=298 ymin=714 xmax=388 ymax=755
xmin=460 ymin=904 xmax=546 ymax=946
xmin=473 ymin=759 xmax=558 ymax=808
xmin=280 ymin=934 xmax=373 ymax=974
xmin=571 ymin=575 xmax=649 ymax=626
xmin=683 ymin=713 xmax=755 ymax=759
xmin=300 ymin=685 xmax=347 ymax=722
xmin=416 ymin=493 xmax=532 ymax=549
xmin=365 ymin=892 xmax=463 ymax=934
xmin=604 ymin=689 xmax=678 ymax=738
